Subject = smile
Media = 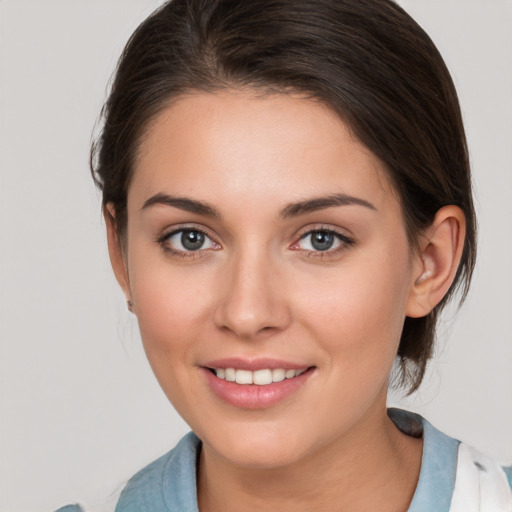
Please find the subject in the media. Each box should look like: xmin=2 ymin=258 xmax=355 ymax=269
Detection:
xmin=203 ymin=363 xmax=315 ymax=409
xmin=212 ymin=367 xmax=308 ymax=385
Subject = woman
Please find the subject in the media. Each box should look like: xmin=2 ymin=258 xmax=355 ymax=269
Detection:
xmin=58 ymin=0 xmax=511 ymax=510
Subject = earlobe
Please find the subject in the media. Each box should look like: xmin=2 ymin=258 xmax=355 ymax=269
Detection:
xmin=104 ymin=204 xmax=133 ymax=307
xmin=406 ymin=205 xmax=466 ymax=318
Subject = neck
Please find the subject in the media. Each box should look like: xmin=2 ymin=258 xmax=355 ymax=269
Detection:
xmin=197 ymin=403 xmax=422 ymax=512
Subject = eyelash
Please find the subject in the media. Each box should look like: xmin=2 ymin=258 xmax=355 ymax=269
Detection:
xmin=156 ymin=226 xmax=355 ymax=260
xmin=292 ymin=228 xmax=355 ymax=259
xmin=157 ymin=227 xmax=219 ymax=259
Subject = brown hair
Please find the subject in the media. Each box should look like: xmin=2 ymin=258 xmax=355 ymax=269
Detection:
xmin=91 ymin=0 xmax=477 ymax=392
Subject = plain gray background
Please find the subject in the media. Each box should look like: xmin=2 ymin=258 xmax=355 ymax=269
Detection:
xmin=0 ymin=1 xmax=511 ymax=510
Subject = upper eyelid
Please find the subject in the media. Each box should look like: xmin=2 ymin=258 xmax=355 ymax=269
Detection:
xmin=296 ymin=225 xmax=354 ymax=242
xmin=300 ymin=228 xmax=349 ymax=238
xmin=158 ymin=224 xmax=215 ymax=242
xmin=298 ymin=231 xmax=353 ymax=246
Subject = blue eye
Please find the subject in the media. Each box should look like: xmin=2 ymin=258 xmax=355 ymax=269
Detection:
xmin=297 ymin=230 xmax=352 ymax=252
xmin=162 ymin=229 xmax=218 ymax=253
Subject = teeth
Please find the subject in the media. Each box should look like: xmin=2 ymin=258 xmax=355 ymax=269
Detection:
xmin=214 ymin=367 xmax=308 ymax=385
xmin=235 ymin=369 xmax=253 ymax=385
xmin=253 ymin=369 xmax=272 ymax=385
xmin=272 ymin=368 xmax=285 ymax=382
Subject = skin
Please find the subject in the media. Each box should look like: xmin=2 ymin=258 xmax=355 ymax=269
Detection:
xmin=106 ymin=90 xmax=465 ymax=511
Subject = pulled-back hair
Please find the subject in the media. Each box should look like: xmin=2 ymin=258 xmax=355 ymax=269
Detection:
xmin=91 ymin=0 xmax=477 ymax=392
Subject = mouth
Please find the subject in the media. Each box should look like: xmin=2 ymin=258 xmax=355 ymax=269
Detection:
xmin=207 ymin=367 xmax=309 ymax=385
xmin=201 ymin=361 xmax=315 ymax=409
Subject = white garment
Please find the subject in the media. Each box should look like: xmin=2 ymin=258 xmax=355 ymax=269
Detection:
xmin=451 ymin=443 xmax=512 ymax=511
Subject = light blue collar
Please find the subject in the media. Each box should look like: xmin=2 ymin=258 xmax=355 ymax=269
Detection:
xmin=114 ymin=409 xmax=459 ymax=511
xmin=389 ymin=409 xmax=459 ymax=512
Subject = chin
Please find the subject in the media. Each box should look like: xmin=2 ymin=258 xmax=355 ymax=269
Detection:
xmin=199 ymin=420 xmax=311 ymax=469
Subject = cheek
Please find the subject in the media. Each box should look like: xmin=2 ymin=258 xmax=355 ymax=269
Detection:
xmin=128 ymin=253 xmax=214 ymax=373
xmin=295 ymin=247 xmax=412 ymax=376
xmin=129 ymin=263 xmax=219 ymax=426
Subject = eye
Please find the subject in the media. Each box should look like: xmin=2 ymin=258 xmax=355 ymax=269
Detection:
xmin=160 ymin=228 xmax=219 ymax=253
xmin=294 ymin=229 xmax=353 ymax=252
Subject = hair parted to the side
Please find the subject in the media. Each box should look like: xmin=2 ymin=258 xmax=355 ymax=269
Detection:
xmin=91 ymin=0 xmax=477 ymax=393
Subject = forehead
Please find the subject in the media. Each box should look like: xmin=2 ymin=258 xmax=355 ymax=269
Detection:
xmin=130 ymin=90 xmax=396 ymax=213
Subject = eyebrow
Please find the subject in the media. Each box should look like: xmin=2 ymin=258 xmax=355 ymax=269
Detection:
xmin=141 ymin=193 xmax=221 ymax=217
xmin=279 ymin=193 xmax=377 ymax=218
xmin=141 ymin=192 xmax=376 ymax=218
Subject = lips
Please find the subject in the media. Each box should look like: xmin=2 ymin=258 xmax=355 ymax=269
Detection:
xmin=201 ymin=358 xmax=314 ymax=409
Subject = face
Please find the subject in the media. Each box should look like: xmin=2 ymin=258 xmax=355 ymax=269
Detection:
xmin=117 ymin=90 xmax=422 ymax=468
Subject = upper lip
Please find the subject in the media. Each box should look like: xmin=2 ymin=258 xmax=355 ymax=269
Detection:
xmin=202 ymin=357 xmax=312 ymax=371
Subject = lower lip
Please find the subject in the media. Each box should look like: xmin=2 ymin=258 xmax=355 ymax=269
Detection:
xmin=202 ymin=368 xmax=314 ymax=409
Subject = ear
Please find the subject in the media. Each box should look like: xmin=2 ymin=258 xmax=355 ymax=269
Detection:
xmin=406 ymin=205 xmax=466 ymax=318
xmin=104 ymin=203 xmax=132 ymax=307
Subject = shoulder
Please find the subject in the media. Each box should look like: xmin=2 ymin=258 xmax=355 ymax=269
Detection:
xmin=388 ymin=409 xmax=512 ymax=511
xmin=450 ymin=442 xmax=512 ymax=510
xmin=54 ymin=432 xmax=201 ymax=512
xmin=115 ymin=431 xmax=201 ymax=512
xmin=505 ymin=465 xmax=512 ymax=489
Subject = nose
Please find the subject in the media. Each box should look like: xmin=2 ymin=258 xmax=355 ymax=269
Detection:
xmin=212 ymin=249 xmax=291 ymax=339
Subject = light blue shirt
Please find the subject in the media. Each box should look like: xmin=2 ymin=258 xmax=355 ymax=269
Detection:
xmin=56 ymin=410 xmax=512 ymax=512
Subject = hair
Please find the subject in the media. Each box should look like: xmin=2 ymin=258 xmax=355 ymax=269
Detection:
xmin=91 ymin=0 xmax=476 ymax=393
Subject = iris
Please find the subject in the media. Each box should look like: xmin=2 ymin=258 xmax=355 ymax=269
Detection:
xmin=310 ymin=231 xmax=335 ymax=251
xmin=181 ymin=230 xmax=205 ymax=251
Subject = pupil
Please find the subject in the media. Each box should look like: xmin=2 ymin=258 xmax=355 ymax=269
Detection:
xmin=311 ymin=231 xmax=334 ymax=251
xmin=181 ymin=230 xmax=204 ymax=251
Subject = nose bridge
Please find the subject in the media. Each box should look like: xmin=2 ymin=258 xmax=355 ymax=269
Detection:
xmin=213 ymin=243 xmax=290 ymax=338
